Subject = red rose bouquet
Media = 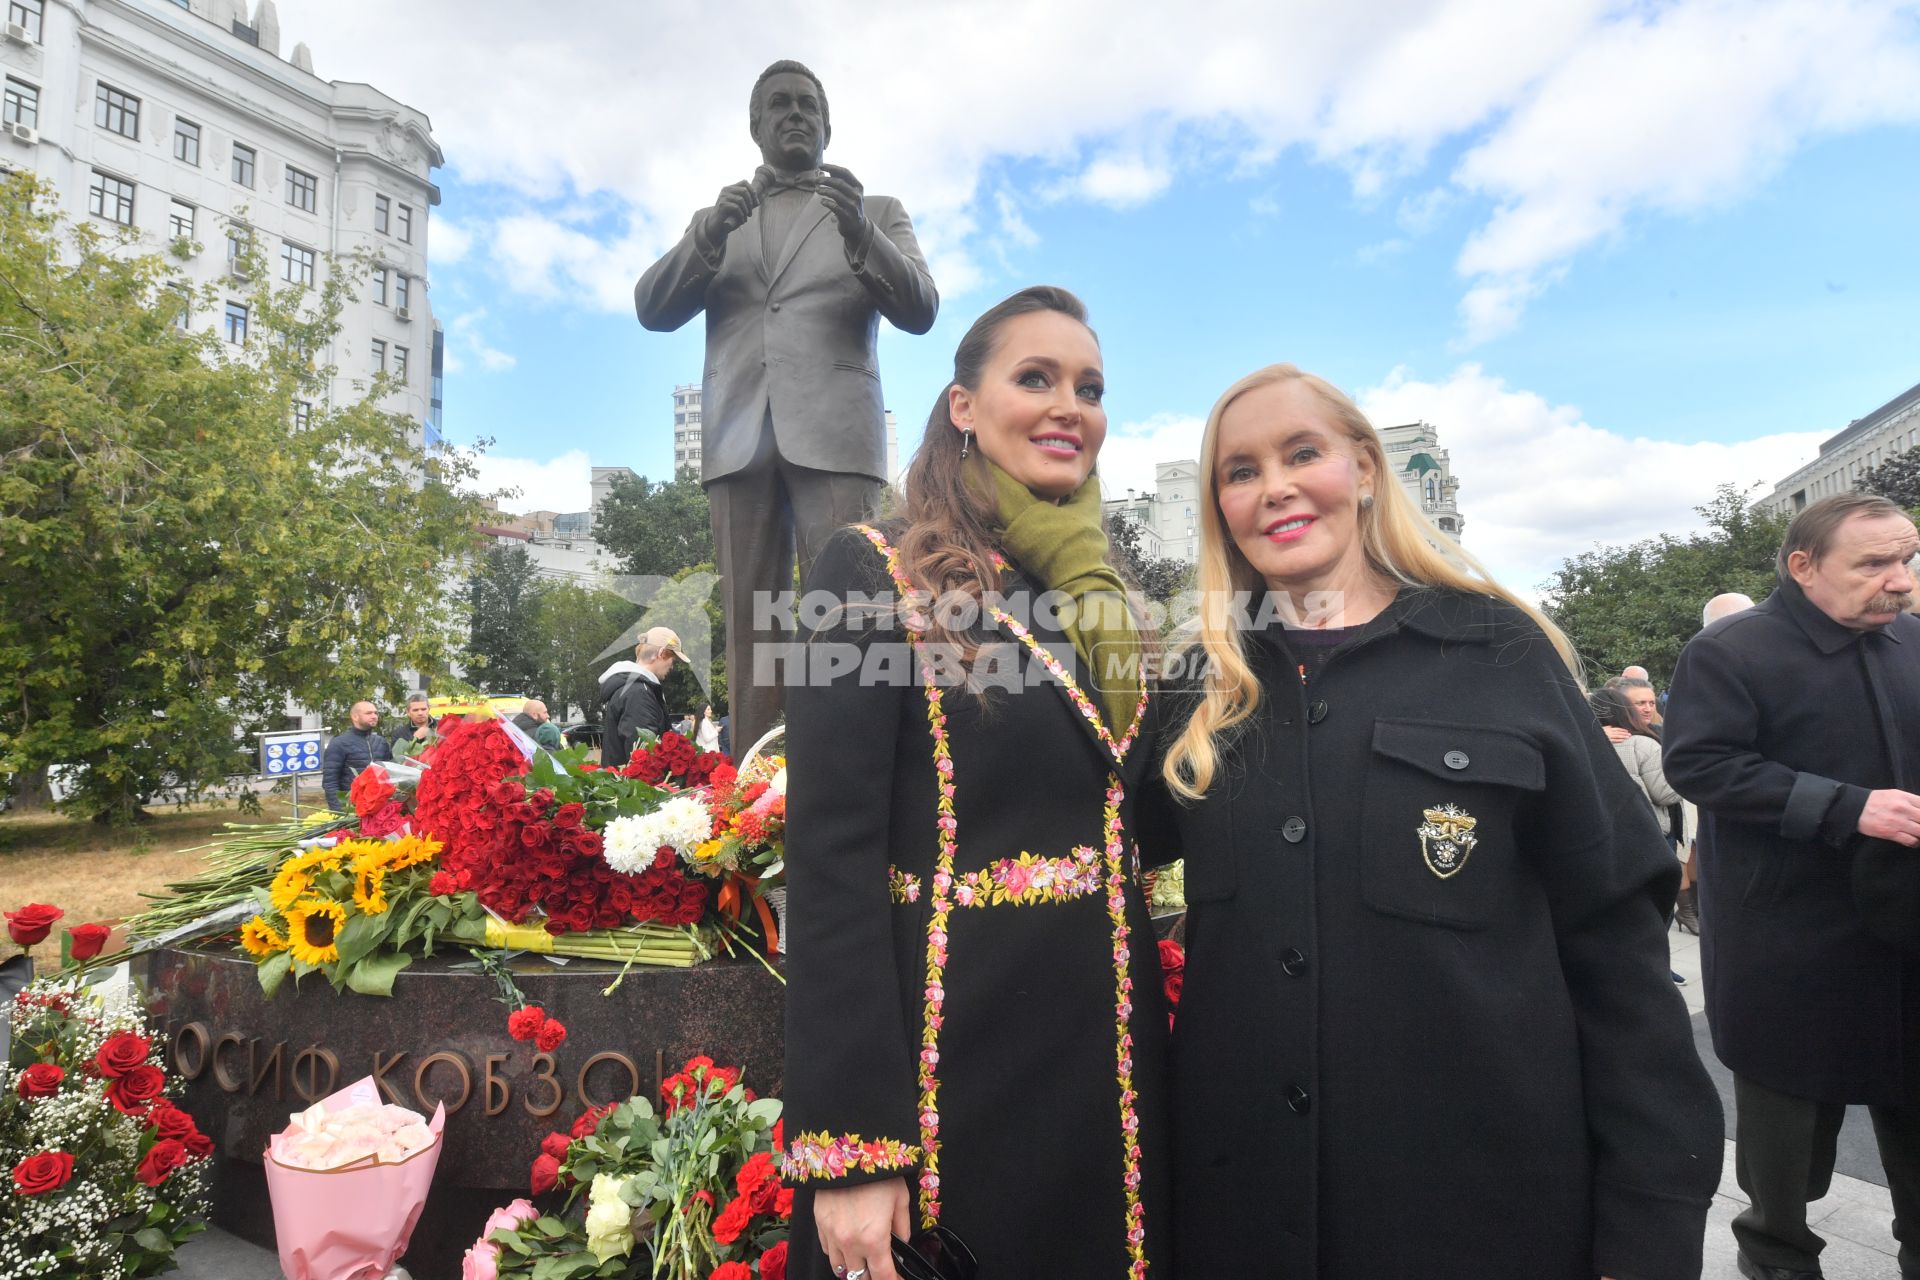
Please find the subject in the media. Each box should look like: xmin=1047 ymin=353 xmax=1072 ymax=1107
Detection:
xmin=347 ymin=763 xmax=418 ymax=840
xmin=2 ymin=977 xmax=211 ymax=1276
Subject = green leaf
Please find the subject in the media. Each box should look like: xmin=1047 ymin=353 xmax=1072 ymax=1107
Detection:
xmin=256 ymin=950 xmax=293 ymax=998
xmin=332 ymin=909 xmax=387 ymax=969
xmin=133 ymin=1228 xmax=171 ymax=1253
xmin=343 ymin=949 xmax=411 ymax=997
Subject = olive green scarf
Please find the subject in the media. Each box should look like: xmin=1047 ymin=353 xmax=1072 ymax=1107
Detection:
xmin=988 ymin=462 xmax=1141 ymax=736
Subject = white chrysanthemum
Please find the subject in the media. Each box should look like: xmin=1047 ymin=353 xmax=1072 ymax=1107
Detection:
xmin=602 ymin=797 xmax=713 ymax=874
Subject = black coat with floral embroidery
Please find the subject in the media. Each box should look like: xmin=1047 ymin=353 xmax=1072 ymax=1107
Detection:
xmin=1138 ymin=588 xmax=1721 ymax=1280
xmin=780 ymin=524 xmax=1172 ymax=1280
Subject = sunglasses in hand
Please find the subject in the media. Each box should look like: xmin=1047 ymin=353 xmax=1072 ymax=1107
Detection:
xmin=890 ymin=1225 xmax=978 ymax=1280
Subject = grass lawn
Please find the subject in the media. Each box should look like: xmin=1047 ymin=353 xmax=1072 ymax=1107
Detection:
xmin=0 ymin=800 xmax=294 ymax=969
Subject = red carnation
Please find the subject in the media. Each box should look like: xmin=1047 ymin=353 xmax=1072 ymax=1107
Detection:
xmin=95 ymin=1030 xmax=151 ymax=1078
xmin=16 ymin=1063 xmax=63 ymax=1099
xmin=529 ymin=1153 xmax=560 ymax=1195
xmin=760 ymin=1240 xmax=789 ymax=1280
xmin=507 ymin=1006 xmax=547 ymax=1042
xmin=534 ymin=1017 xmax=568 ymax=1053
xmin=540 ymin=1132 xmax=573 ymax=1161
xmin=65 ymin=923 xmax=111 ymax=962
xmin=6 ymin=903 xmax=63 ymax=946
xmin=107 ymin=1063 xmax=166 ymax=1113
xmin=711 ymin=1195 xmax=755 ymax=1245
xmin=136 ymin=1138 xmax=190 ymax=1187
xmin=12 ymin=1151 xmax=74 ymax=1195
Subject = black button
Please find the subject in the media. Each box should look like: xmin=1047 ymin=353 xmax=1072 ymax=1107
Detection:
xmin=1282 ymin=948 xmax=1308 ymax=977
xmin=1308 ymin=700 xmax=1328 ymax=724
xmin=1444 ymin=749 xmax=1470 ymax=770
xmin=1281 ymin=816 xmax=1307 ymax=843
xmin=1286 ymin=1084 xmax=1311 ymax=1114
xmin=770 ymin=302 xmax=782 ymax=312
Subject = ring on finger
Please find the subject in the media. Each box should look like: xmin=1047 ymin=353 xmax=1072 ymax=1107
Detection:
xmin=846 ymin=1270 xmax=869 ymax=1280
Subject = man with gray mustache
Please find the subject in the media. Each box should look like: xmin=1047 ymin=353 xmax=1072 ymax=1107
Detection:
xmin=1665 ymin=492 xmax=1920 ymax=1280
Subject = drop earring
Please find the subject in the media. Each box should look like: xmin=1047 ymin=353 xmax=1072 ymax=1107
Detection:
xmin=960 ymin=428 xmax=973 ymax=459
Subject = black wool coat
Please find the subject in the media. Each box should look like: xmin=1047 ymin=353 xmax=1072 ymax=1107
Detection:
xmin=1139 ymin=588 xmax=1721 ymax=1280
xmin=781 ymin=525 xmax=1172 ymax=1280
xmin=1663 ymin=579 xmax=1920 ymax=1105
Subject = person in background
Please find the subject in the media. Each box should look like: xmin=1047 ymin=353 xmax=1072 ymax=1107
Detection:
xmin=322 ymin=700 xmax=393 ymax=812
xmin=606 ymin=627 xmax=682 ymax=766
xmin=389 ymin=692 xmax=436 ymax=761
xmin=1144 ymin=361 xmax=1720 ymax=1278
xmin=695 ymin=703 xmax=723 ymax=754
xmin=1665 ymin=493 xmax=1920 ymax=1280
xmin=1592 ymin=685 xmax=1696 ymax=962
xmin=512 ymin=698 xmax=565 ymax=751
xmin=1703 ymin=593 xmax=1756 ymax=628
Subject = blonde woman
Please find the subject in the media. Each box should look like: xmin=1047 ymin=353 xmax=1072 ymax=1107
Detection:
xmin=1141 ymin=365 xmax=1721 ymax=1278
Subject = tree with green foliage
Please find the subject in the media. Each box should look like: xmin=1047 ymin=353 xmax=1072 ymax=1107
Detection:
xmin=1539 ymin=485 xmax=1790 ymax=688
xmin=0 ymin=177 xmax=486 ymax=820
xmin=465 ymin=545 xmax=548 ymax=697
xmin=594 ymin=466 xmax=714 ymax=578
xmin=1105 ymin=512 xmax=1194 ymax=607
xmin=1857 ymin=445 xmax=1920 ymax=512
xmin=529 ymin=581 xmax=641 ymax=722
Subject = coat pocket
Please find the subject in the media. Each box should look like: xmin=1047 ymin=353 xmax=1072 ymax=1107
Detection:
xmin=1360 ymin=719 xmax=1545 ymax=930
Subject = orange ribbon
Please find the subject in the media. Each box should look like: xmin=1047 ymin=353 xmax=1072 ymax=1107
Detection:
xmin=717 ymin=873 xmax=779 ymax=956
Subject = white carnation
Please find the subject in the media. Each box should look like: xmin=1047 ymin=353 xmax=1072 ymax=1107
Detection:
xmin=601 ymin=797 xmax=712 ymax=874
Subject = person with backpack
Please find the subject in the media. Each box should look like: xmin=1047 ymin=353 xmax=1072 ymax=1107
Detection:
xmin=597 ymin=627 xmax=683 ymax=768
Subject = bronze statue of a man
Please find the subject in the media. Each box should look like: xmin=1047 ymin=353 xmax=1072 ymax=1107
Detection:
xmin=636 ymin=59 xmax=938 ymax=759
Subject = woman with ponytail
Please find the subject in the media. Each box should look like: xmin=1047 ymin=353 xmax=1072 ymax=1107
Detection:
xmin=779 ymin=287 xmax=1171 ymax=1280
xmin=1143 ymin=364 xmax=1720 ymax=1278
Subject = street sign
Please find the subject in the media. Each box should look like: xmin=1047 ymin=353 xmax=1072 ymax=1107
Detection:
xmin=259 ymin=729 xmax=325 ymax=778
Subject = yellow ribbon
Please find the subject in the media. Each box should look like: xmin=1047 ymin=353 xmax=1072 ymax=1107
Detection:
xmin=482 ymin=918 xmax=556 ymax=953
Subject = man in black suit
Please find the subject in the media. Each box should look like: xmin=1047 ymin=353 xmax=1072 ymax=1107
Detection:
xmin=1666 ymin=493 xmax=1920 ymax=1280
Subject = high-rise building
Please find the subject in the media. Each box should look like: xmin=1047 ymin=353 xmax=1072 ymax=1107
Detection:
xmin=1101 ymin=460 xmax=1202 ymax=563
xmin=1759 ymin=379 xmax=1920 ymax=516
xmin=672 ymin=383 xmax=701 ymax=477
xmin=0 ymin=0 xmax=443 ymax=446
xmin=1378 ymin=421 xmax=1465 ymax=541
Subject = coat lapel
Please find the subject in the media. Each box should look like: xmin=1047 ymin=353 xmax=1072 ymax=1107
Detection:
xmin=990 ymin=575 xmax=1146 ymax=774
xmin=768 ymin=197 xmax=833 ymax=291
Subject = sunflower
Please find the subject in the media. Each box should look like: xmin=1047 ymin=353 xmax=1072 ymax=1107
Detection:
xmin=285 ymin=898 xmax=346 ymax=965
xmin=269 ymin=864 xmax=313 ymax=914
xmin=353 ymin=867 xmax=389 ymax=915
xmin=240 ymin=916 xmax=287 ymax=957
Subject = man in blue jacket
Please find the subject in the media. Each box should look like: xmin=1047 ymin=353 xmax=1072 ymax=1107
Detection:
xmin=322 ymin=700 xmax=393 ymax=812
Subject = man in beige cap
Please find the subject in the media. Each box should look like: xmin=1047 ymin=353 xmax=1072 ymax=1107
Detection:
xmin=601 ymin=626 xmax=684 ymax=768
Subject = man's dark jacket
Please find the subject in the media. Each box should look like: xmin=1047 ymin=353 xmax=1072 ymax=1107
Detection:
xmin=612 ymin=672 xmax=668 ymax=758
xmin=1664 ymin=578 xmax=1920 ymax=1105
xmin=321 ymin=726 xmax=391 ymax=811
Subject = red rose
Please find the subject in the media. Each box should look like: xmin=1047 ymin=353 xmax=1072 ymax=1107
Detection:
xmin=489 ymin=780 xmax=526 ymax=808
xmin=710 ymin=1264 xmax=751 ymax=1280
xmin=12 ymin=1151 xmax=74 ymax=1195
xmin=95 ymin=1031 xmax=151 ymax=1078
xmin=570 ymin=1102 xmax=616 ymax=1139
xmin=530 ymin=788 xmax=555 ymax=811
xmin=540 ymin=1132 xmax=572 ymax=1161
xmin=6 ymin=903 xmax=64 ymax=946
xmin=16 ymin=1063 xmax=63 ymax=1099
xmin=529 ymin=1153 xmax=560 ymax=1195
xmin=428 ymin=872 xmax=458 ymax=896
xmin=1163 ymin=970 xmax=1184 ymax=1006
xmin=359 ymin=801 xmax=408 ymax=839
xmin=147 ymin=1101 xmax=197 ymax=1140
xmin=184 ymin=1129 xmax=214 ymax=1158
xmin=507 ymin=1006 xmax=546 ymax=1042
xmin=65 ymin=923 xmax=111 ymax=962
xmin=107 ymin=1064 xmax=165 ymax=1112
xmin=552 ymin=802 xmax=585 ymax=830
xmin=760 ymin=1240 xmax=789 ymax=1280
xmin=711 ymin=1195 xmax=755 ymax=1244
xmin=136 ymin=1138 xmax=190 ymax=1187
xmin=775 ymin=1185 xmax=793 ymax=1218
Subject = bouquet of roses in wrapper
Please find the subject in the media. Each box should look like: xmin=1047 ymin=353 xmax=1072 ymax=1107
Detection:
xmin=263 ymin=1076 xmax=445 ymax=1280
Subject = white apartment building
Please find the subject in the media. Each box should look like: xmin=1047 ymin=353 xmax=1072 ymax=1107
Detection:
xmin=670 ymin=383 xmax=902 ymax=483
xmin=1378 ymin=420 xmax=1465 ymax=541
xmin=0 ymin=0 xmax=444 ymax=446
xmin=1759 ymin=379 xmax=1920 ymax=517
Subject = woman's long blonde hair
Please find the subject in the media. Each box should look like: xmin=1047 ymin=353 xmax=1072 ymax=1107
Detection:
xmin=1161 ymin=364 xmax=1579 ymax=800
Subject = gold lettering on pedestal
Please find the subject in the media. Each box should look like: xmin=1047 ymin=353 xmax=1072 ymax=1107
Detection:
xmin=483 ymin=1055 xmax=510 ymax=1117
xmin=212 ymin=1032 xmax=248 ymax=1093
xmin=172 ymin=1022 xmax=210 ymax=1080
xmin=372 ymin=1051 xmax=409 ymax=1104
xmin=523 ymin=1053 xmax=563 ymax=1118
xmin=250 ymin=1041 xmax=285 ymax=1100
xmin=413 ymin=1052 xmax=473 ymax=1114
xmin=576 ymin=1052 xmax=641 ymax=1110
xmin=292 ymin=1047 xmax=340 ymax=1102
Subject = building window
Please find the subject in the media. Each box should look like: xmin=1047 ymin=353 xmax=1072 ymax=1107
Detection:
xmin=394 ymin=273 xmax=410 ymax=312
xmin=281 ymin=241 xmax=315 ymax=287
xmin=3 ymin=77 xmax=38 ymax=129
xmin=371 ymin=338 xmax=386 ymax=373
xmin=374 ymin=194 xmax=390 ymax=235
xmin=229 ymin=18 xmax=258 ymax=45
xmin=231 ymin=143 xmax=255 ymax=188
xmin=94 ymin=83 xmax=140 ymax=139
xmin=394 ymin=345 xmax=408 ymax=381
xmin=169 ymin=285 xmax=190 ymax=330
xmin=371 ymin=266 xmax=388 ymax=306
xmin=286 ymin=165 xmax=316 ymax=213
xmin=172 ymin=117 xmax=200 ymax=165
xmin=224 ymin=300 xmax=248 ymax=344
xmin=292 ymin=400 xmax=311 ymax=429
xmin=88 ymin=170 xmax=134 ymax=225
xmin=168 ymin=198 xmax=194 ymax=241
xmin=396 ymin=203 xmax=412 ymax=243
xmin=225 ymin=227 xmax=246 ymax=265
xmin=7 ymin=0 xmax=43 ymax=42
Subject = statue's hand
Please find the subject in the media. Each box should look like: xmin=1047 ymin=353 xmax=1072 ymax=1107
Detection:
xmin=700 ymin=181 xmax=759 ymax=246
xmin=817 ymin=164 xmax=868 ymax=245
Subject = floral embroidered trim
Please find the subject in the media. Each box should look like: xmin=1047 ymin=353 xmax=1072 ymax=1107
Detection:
xmin=953 ymin=849 xmax=1103 ymax=908
xmin=1099 ymin=777 xmax=1150 ymax=1278
xmin=858 ymin=524 xmax=955 ymax=1224
xmin=988 ymin=605 xmax=1148 ymax=764
xmin=888 ymin=867 xmax=923 ymax=904
xmin=781 ymin=1131 xmax=918 ymax=1183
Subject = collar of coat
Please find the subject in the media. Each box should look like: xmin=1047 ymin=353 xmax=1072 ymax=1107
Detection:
xmin=1765 ymin=576 xmax=1906 ymax=655
xmin=1250 ymin=586 xmax=1507 ymax=653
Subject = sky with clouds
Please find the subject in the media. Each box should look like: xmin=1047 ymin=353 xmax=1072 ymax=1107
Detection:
xmin=273 ymin=0 xmax=1920 ymax=593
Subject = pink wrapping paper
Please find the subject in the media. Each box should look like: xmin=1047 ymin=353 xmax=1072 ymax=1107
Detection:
xmin=263 ymin=1077 xmax=447 ymax=1280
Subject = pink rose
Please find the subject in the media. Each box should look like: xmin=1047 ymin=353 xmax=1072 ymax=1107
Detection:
xmin=483 ymin=1198 xmax=538 ymax=1239
xmin=461 ymin=1240 xmax=500 ymax=1280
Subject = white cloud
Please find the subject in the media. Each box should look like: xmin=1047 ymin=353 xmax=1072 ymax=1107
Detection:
xmin=461 ymin=447 xmax=593 ymax=515
xmin=430 ymin=215 xmax=475 ymax=265
xmin=444 ymin=308 xmax=517 ymax=375
xmin=1099 ymin=413 xmax=1207 ymax=502
xmin=1356 ymin=364 xmax=1826 ymax=590
xmin=272 ymin=0 xmax=1920 ymax=328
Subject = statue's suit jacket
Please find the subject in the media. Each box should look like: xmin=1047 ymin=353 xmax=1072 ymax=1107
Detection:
xmin=635 ymin=193 xmax=938 ymax=485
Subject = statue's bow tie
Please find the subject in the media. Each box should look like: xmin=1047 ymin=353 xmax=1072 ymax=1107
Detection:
xmin=753 ymin=167 xmax=823 ymax=198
